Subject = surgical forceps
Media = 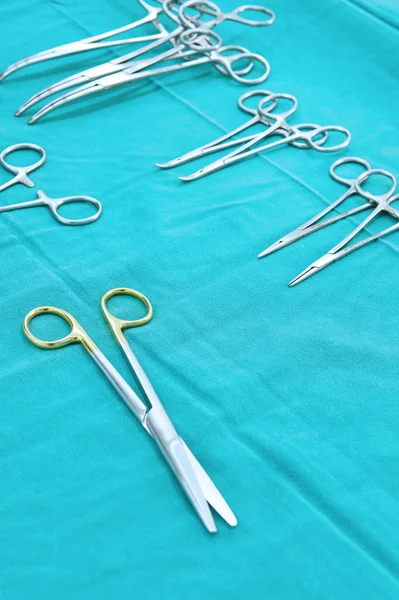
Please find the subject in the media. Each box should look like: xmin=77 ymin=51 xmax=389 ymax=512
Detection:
xmin=157 ymin=90 xmax=328 ymax=170
xmin=0 ymin=143 xmax=46 ymax=192
xmin=25 ymin=29 xmax=271 ymax=124
xmin=0 ymin=190 xmax=102 ymax=226
xmin=259 ymin=157 xmax=376 ymax=257
xmin=15 ymin=0 xmax=273 ymax=118
xmin=287 ymin=166 xmax=399 ymax=286
xmin=159 ymin=91 xmax=351 ymax=181
xmin=23 ymin=288 xmax=237 ymax=532
xmin=20 ymin=2 xmax=273 ymax=123
xmin=0 ymin=143 xmax=102 ymax=225
xmin=0 ymin=0 xmax=176 ymax=81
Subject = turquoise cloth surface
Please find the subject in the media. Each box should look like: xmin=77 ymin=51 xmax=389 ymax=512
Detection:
xmin=1 ymin=0 xmax=399 ymax=598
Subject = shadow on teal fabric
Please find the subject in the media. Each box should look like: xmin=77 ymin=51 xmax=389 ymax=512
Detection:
xmin=0 ymin=0 xmax=399 ymax=598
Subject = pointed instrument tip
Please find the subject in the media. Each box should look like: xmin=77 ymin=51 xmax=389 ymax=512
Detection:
xmin=288 ymin=266 xmax=316 ymax=287
xmin=189 ymin=490 xmax=218 ymax=534
xmin=15 ymin=97 xmax=36 ymax=116
xmin=180 ymin=164 xmax=221 ymax=181
xmin=28 ymin=109 xmax=45 ymax=125
xmin=288 ymin=273 xmax=305 ymax=287
xmin=258 ymin=234 xmax=297 ymax=258
xmin=157 ymin=160 xmax=181 ymax=169
xmin=258 ymin=245 xmax=277 ymax=259
xmin=0 ymin=65 xmax=16 ymax=81
xmin=179 ymin=172 xmax=202 ymax=182
xmin=288 ymin=279 xmax=300 ymax=288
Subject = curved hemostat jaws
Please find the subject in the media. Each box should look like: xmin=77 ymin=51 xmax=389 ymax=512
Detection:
xmin=0 ymin=2 xmax=168 ymax=81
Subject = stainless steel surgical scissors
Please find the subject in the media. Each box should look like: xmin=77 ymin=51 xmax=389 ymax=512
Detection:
xmin=0 ymin=0 xmax=176 ymax=81
xmin=284 ymin=165 xmax=399 ymax=286
xmin=23 ymin=288 xmax=237 ymax=532
xmin=159 ymin=90 xmax=351 ymax=181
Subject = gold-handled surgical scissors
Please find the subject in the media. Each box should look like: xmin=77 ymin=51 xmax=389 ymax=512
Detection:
xmin=23 ymin=288 xmax=237 ymax=533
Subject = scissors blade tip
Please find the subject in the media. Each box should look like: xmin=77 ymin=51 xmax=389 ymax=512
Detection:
xmin=149 ymin=424 xmax=217 ymax=532
xmin=225 ymin=512 xmax=238 ymax=527
xmin=205 ymin=518 xmax=218 ymax=534
xmin=182 ymin=441 xmax=237 ymax=528
xmin=288 ymin=279 xmax=299 ymax=288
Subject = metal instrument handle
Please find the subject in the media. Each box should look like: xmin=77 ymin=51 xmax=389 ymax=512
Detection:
xmin=23 ymin=306 xmax=97 ymax=352
xmin=101 ymin=288 xmax=153 ymax=346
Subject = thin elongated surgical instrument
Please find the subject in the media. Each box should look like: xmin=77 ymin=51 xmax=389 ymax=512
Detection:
xmin=258 ymin=157 xmax=376 ymax=258
xmin=23 ymin=288 xmax=238 ymax=532
xmin=289 ymin=168 xmax=399 ymax=286
xmin=156 ymin=91 xmax=281 ymax=170
xmin=157 ymin=90 xmax=328 ymax=170
xmin=17 ymin=36 xmax=260 ymax=119
xmin=15 ymin=0 xmax=196 ymax=116
xmin=0 ymin=0 xmax=178 ymax=81
xmin=158 ymin=90 xmax=351 ymax=181
xmin=25 ymin=27 xmax=271 ymax=124
xmin=16 ymin=42 xmax=253 ymax=117
xmin=18 ymin=0 xmax=274 ymax=124
xmin=14 ymin=0 xmax=273 ymax=118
